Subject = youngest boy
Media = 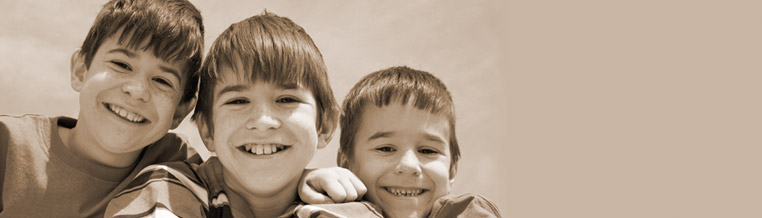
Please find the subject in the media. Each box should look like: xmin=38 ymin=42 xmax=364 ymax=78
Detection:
xmin=107 ymin=12 xmax=377 ymax=217
xmin=337 ymin=66 xmax=502 ymax=218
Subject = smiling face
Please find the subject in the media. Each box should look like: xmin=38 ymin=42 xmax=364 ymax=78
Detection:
xmin=348 ymin=102 xmax=453 ymax=218
xmin=199 ymin=69 xmax=325 ymax=197
xmin=70 ymin=31 xmax=189 ymax=159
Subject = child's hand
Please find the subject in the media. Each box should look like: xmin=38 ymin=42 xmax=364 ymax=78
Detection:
xmin=298 ymin=167 xmax=367 ymax=204
xmin=196 ymin=156 xmax=228 ymax=206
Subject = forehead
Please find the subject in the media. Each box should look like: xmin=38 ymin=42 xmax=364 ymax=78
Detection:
xmin=212 ymin=63 xmax=305 ymax=89
xmin=356 ymin=102 xmax=451 ymax=141
xmin=97 ymin=30 xmax=188 ymax=73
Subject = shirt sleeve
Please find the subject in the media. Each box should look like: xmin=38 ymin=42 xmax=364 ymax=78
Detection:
xmin=292 ymin=202 xmax=384 ymax=218
xmin=105 ymin=162 xmax=210 ymax=218
xmin=428 ymin=193 xmax=503 ymax=218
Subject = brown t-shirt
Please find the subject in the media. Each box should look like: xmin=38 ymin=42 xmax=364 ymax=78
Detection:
xmin=0 ymin=114 xmax=188 ymax=218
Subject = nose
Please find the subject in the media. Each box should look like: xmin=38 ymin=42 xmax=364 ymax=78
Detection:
xmin=395 ymin=149 xmax=422 ymax=176
xmin=245 ymin=103 xmax=281 ymax=130
xmin=122 ymin=78 xmax=150 ymax=102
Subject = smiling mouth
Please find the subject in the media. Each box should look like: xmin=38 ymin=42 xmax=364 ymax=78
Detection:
xmin=384 ymin=187 xmax=426 ymax=197
xmin=104 ymin=103 xmax=148 ymax=124
xmin=237 ymin=144 xmax=289 ymax=156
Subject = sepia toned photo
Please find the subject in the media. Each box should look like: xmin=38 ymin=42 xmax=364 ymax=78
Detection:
xmin=1 ymin=0 xmax=506 ymax=217
xmin=2 ymin=0 xmax=759 ymax=218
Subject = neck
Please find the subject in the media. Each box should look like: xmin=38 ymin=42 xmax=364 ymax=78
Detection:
xmin=224 ymin=175 xmax=298 ymax=218
xmin=60 ymin=123 xmax=141 ymax=168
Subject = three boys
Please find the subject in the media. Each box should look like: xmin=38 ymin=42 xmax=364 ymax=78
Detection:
xmin=1 ymin=0 xmax=501 ymax=217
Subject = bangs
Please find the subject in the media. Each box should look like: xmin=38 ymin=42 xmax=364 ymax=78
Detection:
xmin=113 ymin=15 xmax=203 ymax=64
xmin=207 ymin=48 xmax=319 ymax=90
xmin=371 ymin=82 xmax=454 ymax=116
xmin=82 ymin=0 xmax=204 ymax=67
xmin=202 ymin=15 xmax=325 ymax=91
xmin=354 ymin=68 xmax=454 ymax=117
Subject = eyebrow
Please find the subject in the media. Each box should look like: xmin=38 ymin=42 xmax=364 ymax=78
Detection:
xmin=423 ymin=133 xmax=447 ymax=145
xmin=276 ymin=81 xmax=299 ymax=90
xmin=217 ymin=84 xmax=249 ymax=96
xmin=107 ymin=48 xmax=136 ymax=58
xmin=367 ymin=131 xmax=394 ymax=141
xmin=159 ymin=66 xmax=182 ymax=83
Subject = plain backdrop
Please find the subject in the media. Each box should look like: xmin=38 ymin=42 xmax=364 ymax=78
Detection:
xmin=1 ymin=0 xmax=760 ymax=217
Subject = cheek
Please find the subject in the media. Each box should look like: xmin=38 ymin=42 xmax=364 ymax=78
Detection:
xmin=351 ymin=154 xmax=389 ymax=184
xmin=290 ymin=112 xmax=320 ymax=141
xmin=211 ymin=116 xmax=237 ymax=146
xmin=424 ymin=159 xmax=452 ymax=193
xmin=153 ymin=91 xmax=181 ymax=112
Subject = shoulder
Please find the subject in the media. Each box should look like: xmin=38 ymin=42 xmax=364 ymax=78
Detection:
xmin=0 ymin=114 xmax=51 ymax=134
xmin=0 ymin=114 xmax=49 ymax=123
xmin=106 ymin=161 xmax=210 ymax=218
xmin=0 ymin=114 xmax=56 ymax=155
xmin=428 ymin=193 xmax=502 ymax=218
xmin=153 ymin=132 xmax=190 ymax=151
xmin=119 ymin=161 xmax=206 ymax=200
xmin=140 ymin=132 xmax=190 ymax=164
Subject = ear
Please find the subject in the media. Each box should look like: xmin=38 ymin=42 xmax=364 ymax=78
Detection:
xmin=170 ymin=96 xmax=197 ymax=129
xmin=196 ymin=117 xmax=215 ymax=152
xmin=316 ymin=109 xmax=339 ymax=149
xmin=449 ymin=163 xmax=458 ymax=181
xmin=337 ymin=149 xmax=350 ymax=168
xmin=70 ymin=50 xmax=87 ymax=92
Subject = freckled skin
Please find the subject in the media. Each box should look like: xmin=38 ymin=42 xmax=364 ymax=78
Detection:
xmin=67 ymin=32 xmax=188 ymax=167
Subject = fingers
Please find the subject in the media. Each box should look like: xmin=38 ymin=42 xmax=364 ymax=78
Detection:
xmin=297 ymin=167 xmax=368 ymax=203
xmin=337 ymin=177 xmax=358 ymax=202
xmin=349 ymin=175 xmax=367 ymax=198
xmin=298 ymin=179 xmax=335 ymax=204
xmin=323 ymin=177 xmax=349 ymax=202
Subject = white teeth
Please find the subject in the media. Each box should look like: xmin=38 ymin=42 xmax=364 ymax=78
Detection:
xmin=263 ymin=144 xmax=272 ymax=154
xmin=242 ymin=144 xmax=284 ymax=155
xmin=386 ymin=187 xmax=423 ymax=196
xmin=108 ymin=104 xmax=145 ymax=123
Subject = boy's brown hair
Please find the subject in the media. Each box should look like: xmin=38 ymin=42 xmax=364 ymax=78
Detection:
xmin=192 ymin=11 xmax=339 ymax=136
xmin=79 ymin=0 xmax=204 ymax=103
xmin=338 ymin=66 xmax=461 ymax=178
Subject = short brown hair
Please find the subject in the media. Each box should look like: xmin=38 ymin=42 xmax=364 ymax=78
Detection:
xmin=79 ymin=0 xmax=204 ymax=103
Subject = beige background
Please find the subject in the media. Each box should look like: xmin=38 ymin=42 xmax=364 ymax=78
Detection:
xmin=1 ymin=0 xmax=759 ymax=217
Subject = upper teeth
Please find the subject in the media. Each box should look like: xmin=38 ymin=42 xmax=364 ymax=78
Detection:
xmin=243 ymin=144 xmax=284 ymax=155
xmin=108 ymin=104 xmax=146 ymax=123
xmin=387 ymin=187 xmax=423 ymax=196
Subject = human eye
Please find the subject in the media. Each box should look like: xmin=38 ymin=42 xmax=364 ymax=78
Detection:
xmin=109 ymin=60 xmax=132 ymax=71
xmin=276 ymin=96 xmax=301 ymax=104
xmin=375 ymin=146 xmax=396 ymax=153
xmin=418 ymin=147 xmax=440 ymax=155
xmin=224 ymin=98 xmax=249 ymax=105
xmin=152 ymin=77 xmax=174 ymax=88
